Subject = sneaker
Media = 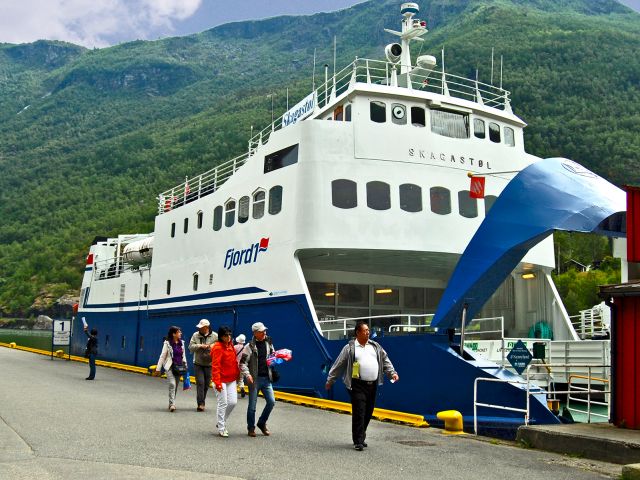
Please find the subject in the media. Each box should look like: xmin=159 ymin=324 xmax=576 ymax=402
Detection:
xmin=354 ymin=444 xmax=364 ymax=451
xmin=257 ymin=423 xmax=270 ymax=436
xmin=218 ymin=430 xmax=229 ymax=438
xmin=169 ymin=405 xmax=176 ymax=412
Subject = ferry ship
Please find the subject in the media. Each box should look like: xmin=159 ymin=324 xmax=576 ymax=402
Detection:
xmin=73 ymin=3 xmax=623 ymax=433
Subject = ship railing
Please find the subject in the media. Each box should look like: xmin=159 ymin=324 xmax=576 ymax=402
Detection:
xmin=92 ymin=256 xmax=148 ymax=281
xmin=567 ymin=374 xmax=610 ymax=422
xmin=473 ymin=363 xmax=610 ymax=434
xmin=157 ymin=152 xmax=250 ymax=214
xmin=317 ymin=313 xmax=504 ymax=340
xmin=569 ymin=306 xmax=609 ymax=340
xmin=248 ymin=57 xmax=511 ymax=154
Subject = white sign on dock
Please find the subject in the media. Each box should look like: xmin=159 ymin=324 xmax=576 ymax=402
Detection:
xmin=53 ymin=320 xmax=71 ymax=346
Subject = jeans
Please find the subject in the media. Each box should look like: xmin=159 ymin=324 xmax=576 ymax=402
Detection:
xmin=247 ymin=376 xmax=275 ymax=430
xmin=216 ymin=381 xmax=237 ymax=433
xmin=87 ymin=353 xmax=96 ymax=379
xmin=194 ymin=364 xmax=212 ymax=406
xmin=167 ymin=370 xmax=179 ymax=407
xmin=349 ymin=379 xmax=377 ymax=445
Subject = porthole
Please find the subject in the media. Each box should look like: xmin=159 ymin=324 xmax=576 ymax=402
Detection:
xmin=391 ymin=104 xmax=406 ymax=125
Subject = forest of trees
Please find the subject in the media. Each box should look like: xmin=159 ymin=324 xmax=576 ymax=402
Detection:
xmin=0 ymin=0 xmax=638 ymax=316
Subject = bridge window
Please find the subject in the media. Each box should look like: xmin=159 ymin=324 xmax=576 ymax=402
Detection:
xmin=183 ymin=218 xmax=189 ymax=234
xmin=430 ymin=187 xmax=451 ymax=215
xmin=334 ymin=105 xmax=344 ymax=121
xmin=391 ymin=103 xmax=407 ymax=125
xmin=269 ymin=186 xmax=283 ymax=215
xmin=264 ymin=144 xmax=299 ymax=173
xmin=345 ymin=104 xmax=352 ymax=122
xmin=504 ymin=127 xmax=515 ymax=147
xmin=411 ymin=107 xmax=425 ymax=127
xmin=399 ymin=183 xmax=422 ymax=212
xmin=485 ymin=195 xmax=498 ymax=215
xmin=366 ymin=181 xmax=390 ymax=210
xmin=370 ymin=101 xmax=386 ymax=123
xmin=332 ymin=179 xmax=357 ymax=209
xmin=166 ymin=279 xmax=171 ymax=295
xmin=193 ymin=273 xmax=199 ymax=291
xmin=338 ymin=283 xmax=369 ymax=307
xmin=458 ymin=190 xmax=478 ymax=218
xmin=197 ymin=211 xmax=203 ymax=229
xmin=431 ymin=109 xmax=469 ymax=139
xmin=489 ymin=122 xmax=501 ymax=143
xmin=404 ymin=287 xmax=425 ymax=309
xmin=474 ymin=118 xmax=485 ymax=139
xmin=213 ymin=206 xmax=222 ymax=231
xmin=374 ymin=286 xmax=399 ymax=306
xmin=225 ymin=200 xmax=236 ymax=227
xmin=253 ymin=190 xmax=265 ymax=219
xmin=238 ymin=196 xmax=250 ymax=224
xmin=171 ymin=222 xmax=175 ymax=238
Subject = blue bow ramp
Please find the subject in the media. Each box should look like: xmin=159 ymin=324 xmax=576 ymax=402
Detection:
xmin=431 ymin=158 xmax=626 ymax=330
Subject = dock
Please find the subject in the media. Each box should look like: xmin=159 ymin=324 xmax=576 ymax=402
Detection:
xmin=0 ymin=346 xmax=628 ymax=479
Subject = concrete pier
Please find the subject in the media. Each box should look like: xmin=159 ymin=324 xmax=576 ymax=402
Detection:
xmin=0 ymin=347 xmax=622 ymax=479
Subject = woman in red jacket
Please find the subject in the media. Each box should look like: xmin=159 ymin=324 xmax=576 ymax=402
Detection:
xmin=211 ymin=325 xmax=240 ymax=437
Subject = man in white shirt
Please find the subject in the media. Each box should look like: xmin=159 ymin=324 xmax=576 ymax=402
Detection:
xmin=325 ymin=321 xmax=399 ymax=451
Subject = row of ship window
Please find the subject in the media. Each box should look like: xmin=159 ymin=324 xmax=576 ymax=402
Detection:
xmin=170 ymin=185 xmax=283 ymax=237
xmin=332 ymin=179 xmax=496 ymax=218
xmin=367 ymin=100 xmax=516 ymax=145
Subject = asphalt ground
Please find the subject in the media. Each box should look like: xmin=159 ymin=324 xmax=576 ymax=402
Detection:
xmin=0 ymin=347 xmax=622 ymax=480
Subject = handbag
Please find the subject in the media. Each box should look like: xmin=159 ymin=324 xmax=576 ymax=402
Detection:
xmin=270 ymin=366 xmax=280 ymax=383
xmin=172 ymin=362 xmax=188 ymax=376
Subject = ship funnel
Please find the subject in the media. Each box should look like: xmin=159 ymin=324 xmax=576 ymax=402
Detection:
xmin=385 ymin=43 xmax=402 ymax=64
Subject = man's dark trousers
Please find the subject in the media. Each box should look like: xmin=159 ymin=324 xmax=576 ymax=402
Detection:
xmin=194 ymin=364 xmax=212 ymax=406
xmin=349 ymin=378 xmax=377 ymax=445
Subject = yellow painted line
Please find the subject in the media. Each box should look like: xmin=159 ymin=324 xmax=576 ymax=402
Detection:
xmin=274 ymin=391 xmax=428 ymax=427
xmin=1 ymin=342 xmax=428 ymax=427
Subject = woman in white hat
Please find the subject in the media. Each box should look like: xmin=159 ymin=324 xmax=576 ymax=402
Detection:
xmin=234 ymin=334 xmax=247 ymax=398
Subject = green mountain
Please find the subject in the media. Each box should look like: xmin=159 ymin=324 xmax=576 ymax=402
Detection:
xmin=0 ymin=0 xmax=638 ymax=315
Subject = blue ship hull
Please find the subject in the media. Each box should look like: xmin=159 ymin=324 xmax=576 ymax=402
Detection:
xmin=74 ymin=293 xmax=559 ymax=436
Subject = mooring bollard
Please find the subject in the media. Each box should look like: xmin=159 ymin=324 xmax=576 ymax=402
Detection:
xmin=437 ymin=410 xmax=466 ymax=435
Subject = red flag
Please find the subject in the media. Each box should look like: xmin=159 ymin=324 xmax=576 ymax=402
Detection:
xmin=469 ymin=176 xmax=485 ymax=199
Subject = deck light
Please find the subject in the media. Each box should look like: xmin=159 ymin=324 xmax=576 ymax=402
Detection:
xmin=375 ymin=288 xmax=394 ymax=294
xmin=324 ymin=292 xmax=336 ymax=297
xmin=521 ymin=272 xmax=536 ymax=280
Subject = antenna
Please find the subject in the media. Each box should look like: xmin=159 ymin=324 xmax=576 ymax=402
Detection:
xmin=312 ymin=48 xmax=317 ymax=91
xmin=324 ymin=64 xmax=329 ymax=106
xmin=500 ymin=55 xmax=503 ymax=89
xmin=333 ymin=35 xmax=337 ymax=78
xmin=490 ymin=47 xmax=494 ymax=85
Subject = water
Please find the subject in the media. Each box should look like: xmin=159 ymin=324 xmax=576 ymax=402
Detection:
xmin=0 ymin=328 xmax=69 ymax=353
